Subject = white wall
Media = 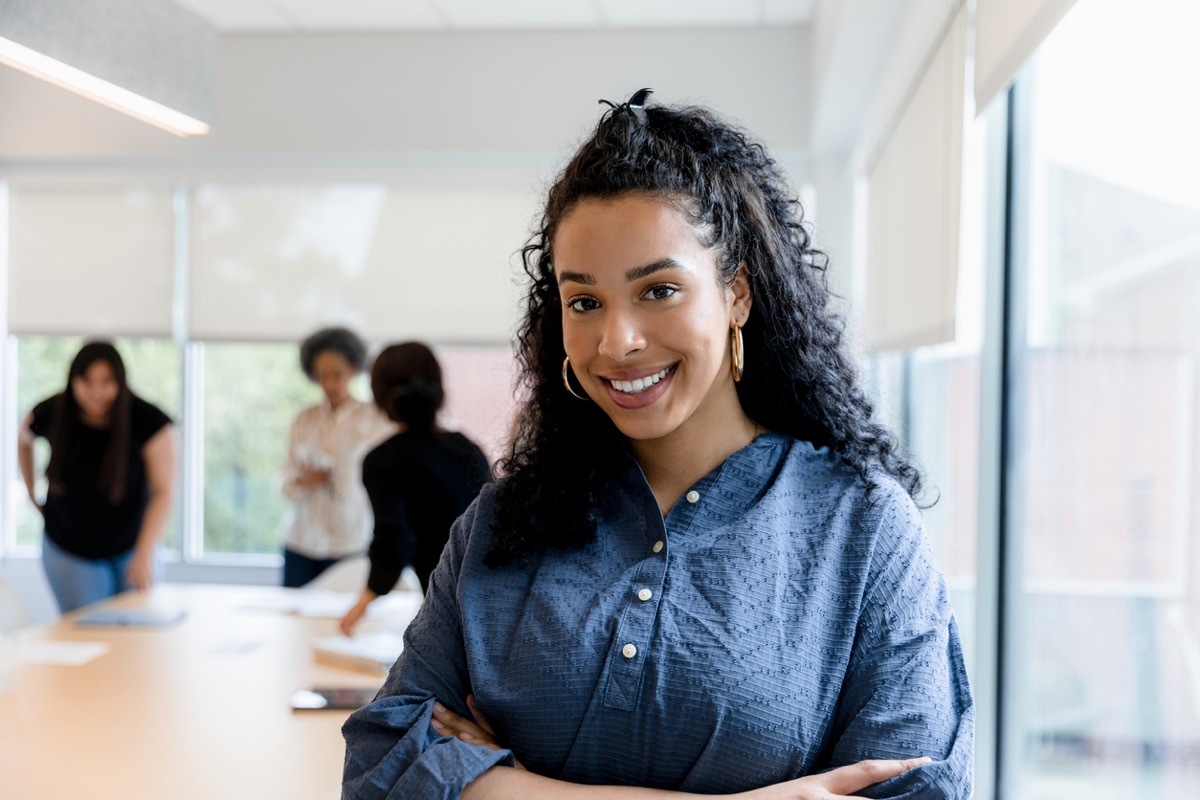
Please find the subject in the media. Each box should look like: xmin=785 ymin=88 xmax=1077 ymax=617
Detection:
xmin=809 ymin=0 xmax=908 ymax=155
xmin=0 ymin=28 xmax=811 ymax=164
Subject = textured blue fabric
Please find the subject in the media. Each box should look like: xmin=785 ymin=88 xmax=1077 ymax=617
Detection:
xmin=342 ymin=433 xmax=974 ymax=798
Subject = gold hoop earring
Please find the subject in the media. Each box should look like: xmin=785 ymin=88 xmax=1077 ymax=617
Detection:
xmin=562 ymin=356 xmax=590 ymax=401
xmin=730 ymin=323 xmax=744 ymax=383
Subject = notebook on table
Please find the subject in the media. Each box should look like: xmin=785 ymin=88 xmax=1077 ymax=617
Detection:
xmin=75 ymin=607 xmax=187 ymax=628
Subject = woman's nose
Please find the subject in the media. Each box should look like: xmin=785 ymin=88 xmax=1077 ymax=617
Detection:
xmin=597 ymin=309 xmax=645 ymax=361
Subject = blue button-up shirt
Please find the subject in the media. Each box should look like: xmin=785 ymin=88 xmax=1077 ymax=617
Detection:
xmin=343 ymin=433 xmax=973 ymax=799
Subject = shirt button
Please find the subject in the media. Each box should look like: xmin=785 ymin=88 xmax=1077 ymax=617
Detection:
xmin=652 ymin=540 xmax=664 ymax=554
xmin=637 ymin=588 xmax=652 ymax=602
xmin=622 ymin=643 xmax=638 ymax=659
xmin=686 ymin=490 xmax=700 ymax=504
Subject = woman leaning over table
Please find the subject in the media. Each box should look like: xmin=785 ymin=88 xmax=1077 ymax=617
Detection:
xmin=338 ymin=342 xmax=491 ymax=636
xmin=342 ymin=90 xmax=973 ymax=799
xmin=18 ymin=341 xmax=176 ymax=614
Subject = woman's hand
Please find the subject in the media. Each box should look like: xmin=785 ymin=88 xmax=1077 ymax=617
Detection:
xmin=125 ymin=550 xmax=156 ymax=592
xmin=431 ymin=696 xmax=525 ymax=770
xmin=339 ymin=590 xmax=376 ymax=636
xmin=733 ymin=757 xmax=932 ymax=799
xmin=296 ymin=467 xmax=332 ymax=489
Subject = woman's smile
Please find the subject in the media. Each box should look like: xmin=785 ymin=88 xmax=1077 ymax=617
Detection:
xmin=602 ymin=364 xmax=676 ymax=408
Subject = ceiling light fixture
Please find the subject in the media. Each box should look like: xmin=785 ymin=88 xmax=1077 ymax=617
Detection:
xmin=0 ymin=35 xmax=209 ymax=137
xmin=0 ymin=0 xmax=216 ymax=138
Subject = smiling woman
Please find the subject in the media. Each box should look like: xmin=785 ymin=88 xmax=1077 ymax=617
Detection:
xmin=17 ymin=341 xmax=176 ymax=613
xmin=554 ymin=195 xmax=757 ymax=513
xmin=342 ymin=91 xmax=974 ymax=800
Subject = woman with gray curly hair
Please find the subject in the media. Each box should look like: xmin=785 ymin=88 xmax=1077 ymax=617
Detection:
xmin=279 ymin=326 xmax=394 ymax=587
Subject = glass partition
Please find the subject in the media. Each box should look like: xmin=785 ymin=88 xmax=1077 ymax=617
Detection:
xmin=1009 ymin=0 xmax=1200 ymax=795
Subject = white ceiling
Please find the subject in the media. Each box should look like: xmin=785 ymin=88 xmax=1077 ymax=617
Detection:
xmin=171 ymin=0 xmax=816 ymax=32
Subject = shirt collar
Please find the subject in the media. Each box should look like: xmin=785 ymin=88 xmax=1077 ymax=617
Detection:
xmin=615 ymin=431 xmax=792 ymax=531
xmin=321 ymin=396 xmax=361 ymax=415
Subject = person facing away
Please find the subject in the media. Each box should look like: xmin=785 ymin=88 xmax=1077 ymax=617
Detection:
xmin=17 ymin=341 xmax=176 ymax=614
xmin=341 ymin=90 xmax=974 ymax=800
xmin=338 ymin=342 xmax=492 ymax=636
xmin=280 ymin=326 xmax=396 ymax=588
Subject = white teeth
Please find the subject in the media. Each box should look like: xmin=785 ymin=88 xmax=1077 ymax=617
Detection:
xmin=611 ymin=366 xmax=671 ymax=394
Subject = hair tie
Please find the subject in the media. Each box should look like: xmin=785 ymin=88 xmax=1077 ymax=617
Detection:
xmin=598 ymin=87 xmax=653 ymax=125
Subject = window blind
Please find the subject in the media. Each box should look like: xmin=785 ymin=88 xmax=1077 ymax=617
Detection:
xmin=188 ymin=184 xmax=535 ymax=344
xmin=975 ymin=0 xmax=1079 ymax=112
xmin=863 ymin=6 xmax=968 ymax=351
xmin=8 ymin=187 xmax=176 ymax=337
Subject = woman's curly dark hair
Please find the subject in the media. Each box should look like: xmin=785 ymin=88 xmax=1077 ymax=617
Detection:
xmin=490 ymin=92 xmax=923 ymax=563
xmin=299 ymin=327 xmax=368 ymax=380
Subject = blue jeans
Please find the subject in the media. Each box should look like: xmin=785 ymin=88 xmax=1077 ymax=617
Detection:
xmin=41 ymin=536 xmax=138 ymax=614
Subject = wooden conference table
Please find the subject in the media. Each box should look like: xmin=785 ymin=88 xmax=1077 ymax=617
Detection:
xmin=0 ymin=583 xmax=401 ymax=800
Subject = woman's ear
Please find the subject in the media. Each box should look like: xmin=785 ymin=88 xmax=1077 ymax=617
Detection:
xmin=730 ymin=263 xmax=753 ymax=324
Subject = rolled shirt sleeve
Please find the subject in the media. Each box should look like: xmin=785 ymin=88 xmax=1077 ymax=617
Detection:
xmin=342 ymin=501 xmax=515 ymax=800
xmin=825 ymin=482 xmax=974 ymax=798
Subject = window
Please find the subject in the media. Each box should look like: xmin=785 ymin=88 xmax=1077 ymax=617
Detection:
xmin=5 ymin=335 xmax=517 ymax=564
xmin=435 ymin=344 xmax=521 ymax=464
xmin=1006 ymin=1 xmax=1200 ymax=795
xmin=198 ymin=342 xmax=517 ymax=558
xmin=865 ymin=95 xmax=992 ymax=669
xmin=1 ymin=178 xmax=524 ymax=567
xmin=200 ymin=342 xmax=314 ymax=555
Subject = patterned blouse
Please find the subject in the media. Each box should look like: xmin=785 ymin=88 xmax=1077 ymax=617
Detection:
xmin=280 ymin=397 xmax=394 ymax=559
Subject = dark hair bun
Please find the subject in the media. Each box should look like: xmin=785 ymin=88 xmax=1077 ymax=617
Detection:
xmin=390 ymin=376 xmax=444 ymax=430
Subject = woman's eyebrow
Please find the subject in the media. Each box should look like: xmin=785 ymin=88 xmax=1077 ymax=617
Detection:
xmin=557 ymin=270 xmax=595 ymax=286
xmin=626 ymin=258 xmax=684 ymax=282
xmin=557 ymin=258 xmax=686 ymax=287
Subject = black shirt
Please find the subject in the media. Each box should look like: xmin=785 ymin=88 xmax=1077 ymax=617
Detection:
xmin=361 ymin=429 xmax=491 ymax=595
xmin=31 ymin=394 xmax=172 ymax=559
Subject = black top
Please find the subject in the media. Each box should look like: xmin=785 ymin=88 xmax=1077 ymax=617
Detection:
xmin=361 ymin=429 xmax=491 ymax=595
xmin=30 ymin=394 xmax=172 ymax=559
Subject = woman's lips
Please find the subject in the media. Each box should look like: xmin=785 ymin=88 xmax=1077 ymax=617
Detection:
xmin=607 ymin=365 xmax=673 ymax=394
xmin=601 ymin=365 xmax=676 ymax=409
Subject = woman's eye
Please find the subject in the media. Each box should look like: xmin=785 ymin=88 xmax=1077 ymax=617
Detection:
xmin=566 ymin=297 xmax=599 ymax=312
xmin=645 ymin=285 xmax=678 ymax=301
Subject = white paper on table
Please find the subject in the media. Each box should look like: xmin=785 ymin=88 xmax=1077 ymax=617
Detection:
xmin=294 ymin=590 xmax=422 ymax=622
xmin=18 ymin=639 xmax=110 ymax=666
xmin=312 ymin=631 xmax=406 ymax=672
xmin=239 ymin=592 xmax=313 ymax=614
xmin=242 ymin=589 xmax=422 ymax=624
xmin=292 ymin=590 xmax=359 ymax=617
